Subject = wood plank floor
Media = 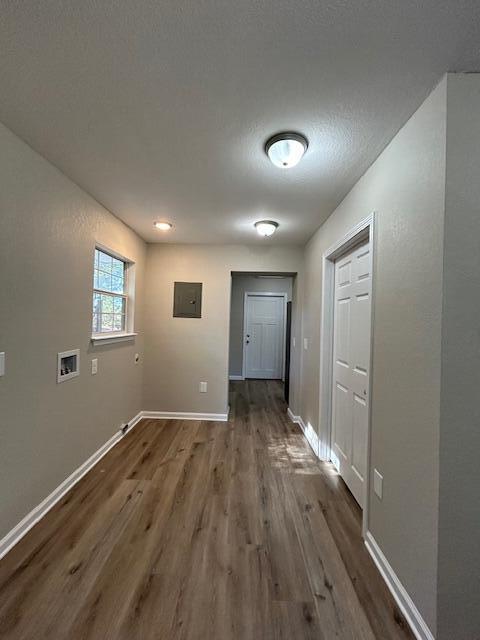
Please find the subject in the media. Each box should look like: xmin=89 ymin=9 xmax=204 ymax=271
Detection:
xmin=0 ymin=380 xmax=414 ymax=639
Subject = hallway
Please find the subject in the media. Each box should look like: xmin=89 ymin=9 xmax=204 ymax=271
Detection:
xmin=0 ymin=381 xmax=413 ymax=639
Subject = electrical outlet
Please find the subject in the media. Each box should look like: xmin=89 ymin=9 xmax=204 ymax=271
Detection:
xmin=374 ymin=469 xmax=383 ymax=499
xmin=199 ymin=381 xmax=207 ymax=393
xmin=91 ymin=358 xmax=98 ymax=375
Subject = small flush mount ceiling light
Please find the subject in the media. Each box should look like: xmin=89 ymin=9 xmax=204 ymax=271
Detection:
xmin=154 ymin=221 xmax=173 ymax=231
xmin=265 ymin=132 xmax=308 ymax=168
xmin=255 ymin=220 xmax=279 ymax=237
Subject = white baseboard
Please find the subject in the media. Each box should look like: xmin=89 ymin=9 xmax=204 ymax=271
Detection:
xmin=303 ymin=420 xmax=320 ymax=458
xmin=0 ymin=410 xmax=143 ymax=561
xmin=365 ymin=532 xmax=435 ymax=640
xmin=229 ymin=375 xmax=244 ymax=381
xmin=142 ymin=410 xmax=229 ymax=422
xmin=287 ymin=408 xmax=320 ymax=458
xmin=287 ymin=407 xmax=301 ymax=425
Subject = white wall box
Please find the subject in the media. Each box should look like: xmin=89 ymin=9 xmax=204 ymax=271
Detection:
xmin=57 ymin=349 xmax=80 ymax=383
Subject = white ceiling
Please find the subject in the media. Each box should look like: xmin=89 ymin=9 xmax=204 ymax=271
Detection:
xmin=1 ymin=1 xmax=479 ymax=245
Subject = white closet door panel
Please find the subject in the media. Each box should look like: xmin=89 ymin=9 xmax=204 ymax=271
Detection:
xmin=331 ymin=239 xmax=372 ymax=508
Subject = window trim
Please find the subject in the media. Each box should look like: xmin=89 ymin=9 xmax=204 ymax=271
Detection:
xmin=91 ymin=332 xmax=137 ymax=345
xmin=91 ymin=244 xmax=136 ymax=344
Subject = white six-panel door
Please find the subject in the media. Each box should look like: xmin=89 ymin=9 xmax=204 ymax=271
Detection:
xmin=331 ymin=239 xmax=372 ymax=507
xmin=244 ymin=295 xmax=284 ymax=379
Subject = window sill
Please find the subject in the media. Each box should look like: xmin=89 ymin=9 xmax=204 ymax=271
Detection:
xmin=91 ymin=332 xmax=137 ymax=346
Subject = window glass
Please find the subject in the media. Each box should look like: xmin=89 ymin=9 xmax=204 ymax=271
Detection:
xmin=92 ymin=249 xmax=127 ymax=334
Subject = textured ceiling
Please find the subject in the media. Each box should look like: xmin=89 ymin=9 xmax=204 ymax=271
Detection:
xmin=0 ymin=1 xmax=479 ymax=245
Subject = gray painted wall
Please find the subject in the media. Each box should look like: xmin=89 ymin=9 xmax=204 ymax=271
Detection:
xmin=0 ymin=122 xmax=146 ymax=540
xmin=437 ymin=74 xmax=480 ymax=640
xmin=143 ymin=245 xmax=303 ymax=415
xmin=229 ymin=275 xmax=293 ymax=377
xmin=299 ymin=79 xmax=447 ymax=632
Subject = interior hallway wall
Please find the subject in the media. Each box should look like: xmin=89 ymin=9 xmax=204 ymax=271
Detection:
xmin=143 ymin=245 xmax=303 ymax=415
xmin=229 ymin=275 xmax=293 ymax=378
xmin=298 ymin=79 xmax=448 ymax=633
xmin=0 ymin=122 xmax=146 ymax=541
xmin=436 ymin=73 xmax=480 ymax=640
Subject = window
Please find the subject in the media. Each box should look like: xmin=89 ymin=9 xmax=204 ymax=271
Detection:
xmin=92 ymin=248 xmax=132 ymax=337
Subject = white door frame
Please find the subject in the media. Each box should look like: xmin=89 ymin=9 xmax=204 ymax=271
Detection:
xmin=242 ymin=292 xmax=288 ymax=380
xmin=318 ymin=212 xmax=376 ymax=537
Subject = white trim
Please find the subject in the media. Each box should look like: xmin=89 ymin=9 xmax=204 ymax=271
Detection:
xmin=303 ymin=421 xmax=320 ymax=457
xmin=142 ymin=410 xmax=229 ymax=422
xmin=229 ymin=375 xmax=245 ymax=381
xmin=287 ymin=407 xmax=302 ymax=425
xmin=242 ymin=291 xmax=287 ymax=380
xmin=287 ymin=409 xmax=320 ymax=458
xmin=91 ymin=332 xmax=137 ymax=345
xmin=365 ymin=532 xmax=435 ymax=640
xmin=93 ymin=287 xmax=128 ymax=299
xmin=0 ymin=410 xmax=143 ymax=561
xmin=318 ymin=212 xmax=376 ymax=537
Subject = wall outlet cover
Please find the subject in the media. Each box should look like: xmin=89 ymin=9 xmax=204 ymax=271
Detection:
xmin=91 ymin=358 xmax=98 ymax=375
xmin=199 ymin=381 xmax=207 ymax=393
xmin=374 ymin=469 xmax=383 ymax=499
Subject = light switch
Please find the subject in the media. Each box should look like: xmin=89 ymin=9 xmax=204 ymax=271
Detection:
xmin=0 ymin=352 xmax=5 ymax=376
xmin=91 ymin=358 xmax=98 ymax=375
xmin=292 ymin=337 xmax=296 ymax=348
xmin=199 ymin=381 xmax=207 ymax=393
xmin=303 ymin=338 xmax=308 ymax=350
xmin=374 ymin=469 xmax=383 ymax=499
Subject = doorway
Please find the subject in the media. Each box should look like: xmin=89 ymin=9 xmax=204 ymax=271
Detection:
xmin=318 ymin=214 xmax=375 ymax=532
xmin=243 ymin=293 xmax=286 ymax=379
xmin=228 ymin=273 xmax=295 ymax=385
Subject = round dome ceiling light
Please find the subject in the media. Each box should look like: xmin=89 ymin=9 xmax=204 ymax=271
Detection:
xmin=265 ymin=132 xmax=308 ymax=168
xmin=154 ymin=221 xmax=173 ymax=231
xmin=255 ymin=220 xmax=279 ymax=237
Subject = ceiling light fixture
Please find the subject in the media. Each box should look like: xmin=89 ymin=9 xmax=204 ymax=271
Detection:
xmin=255 ymin=220 xmax=279 ymax=237
xmin=265 ymin=132 xmax=308 ymax=168
xmin=154 ymin=221 xmax=173 ymax=231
